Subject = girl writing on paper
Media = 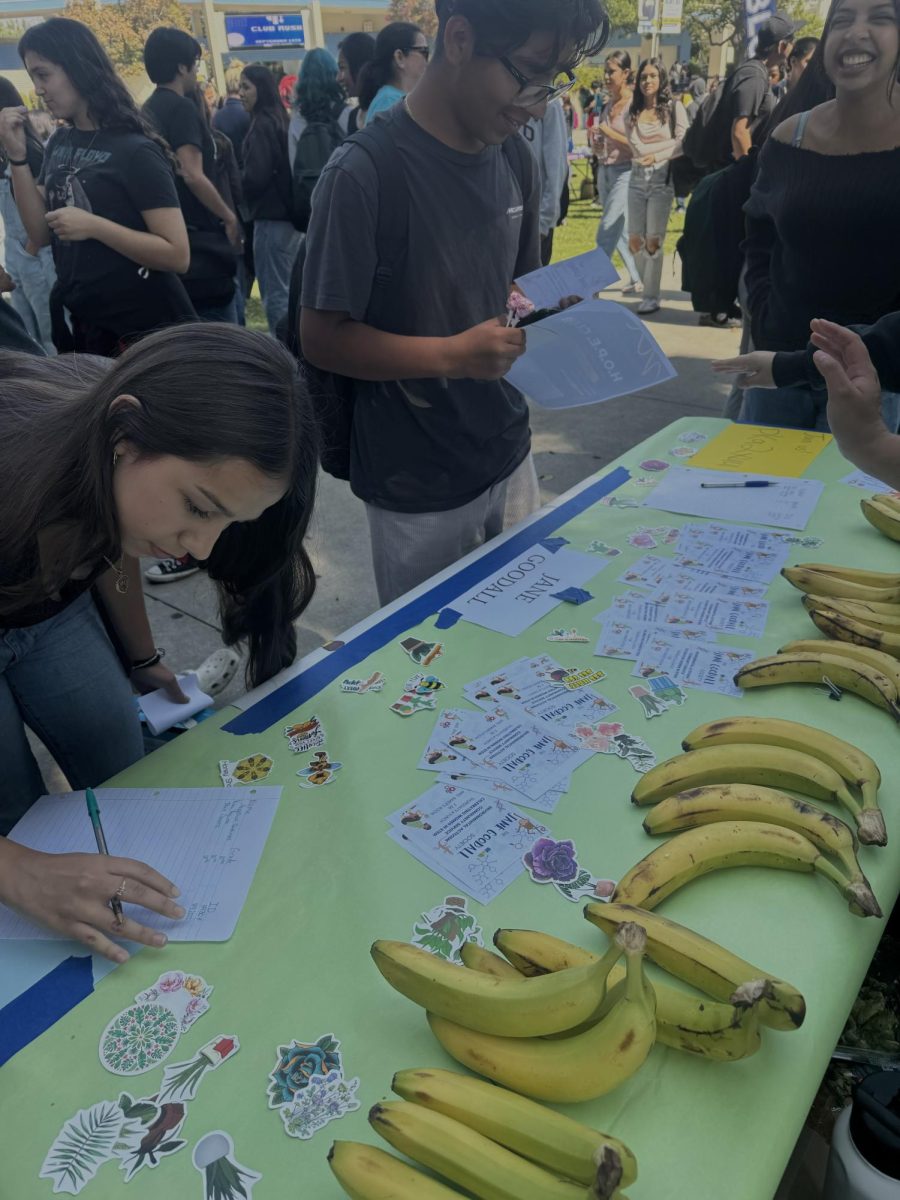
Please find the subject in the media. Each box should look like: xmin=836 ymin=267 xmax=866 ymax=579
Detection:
xmin=0 ymin=323 xmax=318 ymax=961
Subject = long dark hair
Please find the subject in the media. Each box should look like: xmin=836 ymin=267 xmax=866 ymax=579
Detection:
xmin=631 ymin=57 xmax=672 ymax=119
xmin=605 ymin=49 xmax=633 ymax=89
xmin=242 ymin=64 xmax=288 ymax=130
xmin=18 ymin=18 xmax=158 ymax=140
xmin=0 ymin=76 xmax=44 ymax=172
xmin=820 ymin=0 xmax=900 ymax=96
xmin=357 ymin=22 xmax=422 ymax=111
xmin=339 ymin=31 xmax=376 ymax=92
xmin=0 ymin=325 xmax=319 ymax=687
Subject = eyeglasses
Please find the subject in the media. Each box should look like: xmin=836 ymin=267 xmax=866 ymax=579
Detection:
xmin=407 ymin=45 xmax=430 ymax=60
xmin=478 ymin=52 xmax=576 ymax=105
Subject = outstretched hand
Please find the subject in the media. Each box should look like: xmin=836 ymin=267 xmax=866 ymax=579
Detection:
xmin=811 ymin=320 xmax=884 ymax=443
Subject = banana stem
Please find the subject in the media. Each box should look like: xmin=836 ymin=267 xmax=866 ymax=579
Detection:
xmin=857 ymin=807 xmax=888 ymax=846
xmin=590 ymin=1145 xmax=623 ymax=1200
xmin=814 ymin=855 xmax=882 ymax=917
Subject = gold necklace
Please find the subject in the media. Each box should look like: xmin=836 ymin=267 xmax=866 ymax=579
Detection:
xmin=103 ymin=555 xmax=129 ymax=594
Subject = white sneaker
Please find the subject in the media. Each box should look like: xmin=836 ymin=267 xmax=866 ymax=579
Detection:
xmin=621 ymin=281 xmax=643 ymax=295
xmin=637 ymin=298 xmax=660 ymax=315
xmin=144 ymin=555 xmax=199 ymax=584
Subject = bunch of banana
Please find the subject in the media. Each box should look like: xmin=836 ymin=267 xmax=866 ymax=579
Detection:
xmin=808 ymin=606 xmax=900 ymax=659
xmin=861 ymin=494 xmax=900 ymax=542
xmin=369 ymin=936 xmax=624 ymax=1036
xmin=680 ymin=715 xmax=886 ymax=846
xmin=584 ymin=902 xmax=805 ymax=1029
xmin=426 ymin=923 xmax=657 ymax=1102
xmin=733 ymin=652 xmax=900 ymax=722
xmin=391 ymin=1069 xmax=638 ymax=1189
xmin=802 ymin=594 xmax=900 ymax=630
xmin=782 ymin=564 xmax=900 ymax=603
xmin=778 ymin=640 xmax=900 ymax=697
xmin=610 ymin=820 xmax=881 ymax=916
xmin=366 ymin=1100 xmax=631 ymax=1199
xmin=483 ymin=927 xmax=770 ymax=1061
xmin=631 ymin=743 xmax=857 ymax=810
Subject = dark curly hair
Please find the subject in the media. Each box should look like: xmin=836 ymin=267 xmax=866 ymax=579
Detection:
xmin=630 ymin=56 xmax=672 ymax=120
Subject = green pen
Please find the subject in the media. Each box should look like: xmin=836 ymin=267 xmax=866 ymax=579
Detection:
xmin=85 ymin=787 xmax=125 ymax=927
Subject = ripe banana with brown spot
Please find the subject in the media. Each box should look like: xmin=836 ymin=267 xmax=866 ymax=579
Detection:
xmin=861 ymin=495 xmax=900 ymax=541
xmin=391 ymin=1068 xmax=638 ymax=1189
xmin=803 ymin=594 xmax=900 ymax=628
xmin=584 ymin=902 xmax=806 ymax=1031
xmin=641 ymin=785 xmax=881 ymax=917
xmin=488 ymin=927 xmax=767 ymax=1061
xmin=427 ymin=923 xmax=656 ymax=1103
xmin=328 ymin=1140 xmax=462 ymax=1200
xmin=798 ymin=563 xmax=900 ymax=587
xmin=611 ymin=820 xmax=880 ymax=916
xmin=778 ymin=639 xmax=900 ymax=697
xmin=631 ymin=743 xmax=858 ymax=809
xmin=808 ymin=608 xmax=900 ymax=659
xmin=733 ymin=652 xmax=900 ymax=724
xmin=781 ymin=565 xmax=900 ymax=602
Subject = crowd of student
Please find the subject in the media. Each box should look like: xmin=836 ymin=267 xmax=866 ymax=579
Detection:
xmin=0 ymin=0 xmax=899 ymax=958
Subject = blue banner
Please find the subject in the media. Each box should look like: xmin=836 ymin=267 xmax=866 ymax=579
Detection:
xmin=225 ymin=13 xmax=305 ymax=49
xmin=744 ymin=0 xmax=775 ymax=54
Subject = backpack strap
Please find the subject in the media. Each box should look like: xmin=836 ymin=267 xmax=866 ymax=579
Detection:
xmin=349 ymin=119 xmax=410 ymax=307
xmin=792 ymin=110 xmax=811 ymax=148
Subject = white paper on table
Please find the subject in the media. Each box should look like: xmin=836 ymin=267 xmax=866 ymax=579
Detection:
xmin=506 ymin=299 xmax=675 ymax=410
xmin=645 ymin=565 xmax=769 ymax=602
xmin=446 ymin=543 xmax=600 ymax=637
xmin=674 ymin=543 xmax=788 ymax=584
xmin=675 ymin=521 xmax=799 ymax=555
xmin=593 ymin=618 xmax=719 ymax=661
xmin=631 ymin=633 xmax=757 ymax=697
xmin=643 ymin=468 xmax=824 ymax=531
xmin=839 ymin=470 xmax=895 ymax=493
xmin=139 ymin=672 xmax=212 ymax=735
xmin=638 ymin=592 xmax=769 ymax=638
xmin=0 ymin=787 xmax=281 ymax=941
xmin=616 ymin=554 xmax=677 ymax=589
xmin=514 ymin=248 xmax=618 ymax=310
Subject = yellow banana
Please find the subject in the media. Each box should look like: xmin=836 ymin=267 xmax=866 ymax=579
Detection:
xmin=391 ymin=1068 xmax=638 ymax=1189
xmin=808 ymin=608 xmax=900 ymax=659
xmin=370 ymin=937 xmax=624 ymax=1037
xmin=781 ymin=565 xmax=900 ymax=602
xmin=328 ymin=1140 xmax=461 ymax=1200
xmin=631 ymin=743 xmax=857 ymax=809
xmin=641 ymin=785 xmax=880 ymax=916
xmin=491 ymin=928 xmax=766 ymax=1062
xmin=803 ymin=594 xmax=900 ymax=627
xmin=459 ymin=941 xmax=524 ymax=980
xmin=778 ymin=639 xmax=900 ymax=696
xmin=612 ymin=820 xmax=879 ymax=916
xmin=583 ymin=902 xmax=805 ymax=1031
xmin=861 ymin=496 xmax=900 ymax=541
xmin=733 ymin=652 xmax=900 ymax=722
xmin=369 ymin=1100 xmax=590 ymax=1200
xmin=681 ymin=715 xmax=881 ymax=810
xmin=799 ymin=562 xmax=900 ymax=587
xmin=427 ymin=923 xmax=656 ymax=1103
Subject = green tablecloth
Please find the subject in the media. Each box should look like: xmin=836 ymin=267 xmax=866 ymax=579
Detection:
xmin=3 ymin=417 xmax=898 ymax=1200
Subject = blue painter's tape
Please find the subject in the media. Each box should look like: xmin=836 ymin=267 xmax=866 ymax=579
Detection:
xmin=434 ymin=607 xmax=462 ymax=630
xmin=224 ymin=466 xmax=631 ymax=735
xmin=550 ymin=587 xmax=593 ymax=605
xmin=0 ymin=955 xmax=94 ymax=1066
xmin=538 ymin=536 xmax=569 ymax=552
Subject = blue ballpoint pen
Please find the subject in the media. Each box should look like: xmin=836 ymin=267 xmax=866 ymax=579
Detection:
xmin=85 ymin=787 xmax=124 ymax=926
xmin=700 ymin=480 xmax=776 ymax=488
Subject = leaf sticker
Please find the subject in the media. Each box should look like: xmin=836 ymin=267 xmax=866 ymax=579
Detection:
xmin=40 ymin=1100 xmax=125 ymax=1194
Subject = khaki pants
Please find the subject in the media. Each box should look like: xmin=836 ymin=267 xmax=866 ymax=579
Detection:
xmin=365 ymin=454 xmax=541 ymax=606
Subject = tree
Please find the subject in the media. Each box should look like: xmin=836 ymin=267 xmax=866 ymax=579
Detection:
xmin=682 ymin=0 xmax=821 ymax=66
xmin=64 ymin=0 xmax=193 ymax=76
xmin=388 ymin=0 xmax=439 ymax=37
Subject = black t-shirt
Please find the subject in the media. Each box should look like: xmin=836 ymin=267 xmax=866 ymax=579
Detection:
xmin=301 ymin=105 xmax=540 ymax=513
xmin=143 ymin=87 xmax=218 ymax=232
xmin=718 ymin=60 xmax=774 ymax=160
xmin=39 ymin=126 xmax=195 ymax=335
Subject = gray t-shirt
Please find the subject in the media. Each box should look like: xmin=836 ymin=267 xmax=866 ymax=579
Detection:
xmin=301 ymin=104 xmax=540 ymax=513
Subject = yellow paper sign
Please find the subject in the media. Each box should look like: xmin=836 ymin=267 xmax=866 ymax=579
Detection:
xmin=685 ymin=424 xmax=832 ymax=477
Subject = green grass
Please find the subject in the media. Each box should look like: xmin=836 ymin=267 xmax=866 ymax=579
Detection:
xmin=553 ymin=187 xmax=686 ymax=268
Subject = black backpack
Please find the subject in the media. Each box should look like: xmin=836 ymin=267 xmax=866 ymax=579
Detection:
xmin=285 ymin=122 xmax=533 ymax=481
xmin=291 ymin=118 xmax=345 ymax=232
xmin=681 ymin=86 xmax=727 ymax=172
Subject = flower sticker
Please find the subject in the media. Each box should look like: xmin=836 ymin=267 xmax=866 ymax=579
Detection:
xmin=267 ymin=1035 xmax=342 ymax=1108
xmin=523 ymin=837 xmax=616 ymax=903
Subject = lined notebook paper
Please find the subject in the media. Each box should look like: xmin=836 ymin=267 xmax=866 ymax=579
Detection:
xmin=0 ymin=787 xmax=281 ymax=942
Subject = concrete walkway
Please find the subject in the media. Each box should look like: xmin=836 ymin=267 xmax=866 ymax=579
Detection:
xmin=146 ymin=281 xmax=740 ymax=705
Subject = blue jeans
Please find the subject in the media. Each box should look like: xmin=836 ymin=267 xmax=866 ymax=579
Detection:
xmin=0 ymin=175 xmax=57 ymax=354
xmin=595 ymin=163 xmax=639 ymax=285
xmin=740 ymin=384 xmax=900 ymax=434
xmin=0 ymin=592 xmax=144 ymax=834
xmin=253 ymin=220 xmax=301 ymax=336
xmin=628 ymin=163 xmax=674 ymax=303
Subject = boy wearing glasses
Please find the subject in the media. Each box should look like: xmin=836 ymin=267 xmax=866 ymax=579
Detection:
xmin=300 ymin=0 xmax=608 ymax=605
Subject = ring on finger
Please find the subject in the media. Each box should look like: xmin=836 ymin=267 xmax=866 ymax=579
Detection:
xmin=114 ymin=879 xmax=127 ymax=899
